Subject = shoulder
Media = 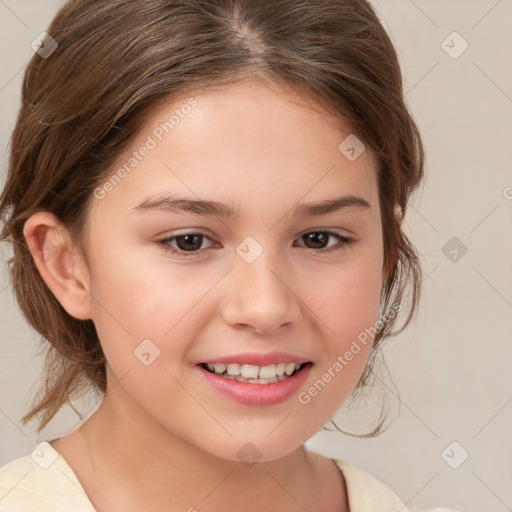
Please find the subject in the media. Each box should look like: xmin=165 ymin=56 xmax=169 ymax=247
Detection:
xmin=332 ymin=458 xmax=461 ymax=512
xmin=0 ymin=442 xmax=95 ymax=512
xmin=333 ymin=458 xmax=407 ymax=511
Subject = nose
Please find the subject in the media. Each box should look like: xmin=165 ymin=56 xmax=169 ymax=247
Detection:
xmin=221 ymin=248 xmax=302 ymax=335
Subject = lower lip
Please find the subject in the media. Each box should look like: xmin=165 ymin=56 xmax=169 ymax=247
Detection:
xmin=196 ymin=364 xmax=312 ymax=406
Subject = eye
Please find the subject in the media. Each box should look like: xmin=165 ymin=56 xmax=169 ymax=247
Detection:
xmin=156 ymin=232 xmax=215 ymax=259
xmin=295 ymin=230 xmax=354 ymax=253
xmin=156 ymin=229 xmax=354 ymax=259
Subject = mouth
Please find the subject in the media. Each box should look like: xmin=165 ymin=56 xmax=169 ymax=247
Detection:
xmin=198 ymin=362 xmax=312 ymax=384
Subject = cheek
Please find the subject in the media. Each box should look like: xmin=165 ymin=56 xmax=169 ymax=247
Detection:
xmin=305 ymin=251 xmax=383 ymax=337
xmin=87 ymin=256 xmax=223 ymax=369
xmin=300 ymin=251 xmax=382 ymax=389
xmin=89 ymin=250 xmax=187 ymax=328
xmin=293 ymin=264 xmax=381 ymax=428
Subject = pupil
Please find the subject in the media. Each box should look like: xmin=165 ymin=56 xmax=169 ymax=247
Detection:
xmin=306 ymin=232 xmax=327 ymax=248
xmin=177 ymin=234 xmax=202 ymax=251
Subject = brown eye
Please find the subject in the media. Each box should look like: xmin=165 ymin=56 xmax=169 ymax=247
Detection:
xmin=174 ymin=234 xmax=204 ymax=252
xmin=303 ymin=231 xmax=329 ymax=249
xmin=156 ymin=232 xmax=215 ymax=258
xmin=297 ymin=230 xmax=354 ymax=252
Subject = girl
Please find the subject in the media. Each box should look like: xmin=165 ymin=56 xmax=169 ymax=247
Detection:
xmin=0 ymin=1 xmax=460 ymax=510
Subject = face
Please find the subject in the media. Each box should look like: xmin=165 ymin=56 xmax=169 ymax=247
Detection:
xmin=79 ymin=79 xmax=386 ymax=462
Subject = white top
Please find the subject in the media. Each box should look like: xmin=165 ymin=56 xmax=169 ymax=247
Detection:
xmin=0 ymin=441 xmax=460 ymax=511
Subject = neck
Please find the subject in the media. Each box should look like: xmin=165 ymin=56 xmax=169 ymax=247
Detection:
xmin=70 ymin=381 xmax=332 ymax=512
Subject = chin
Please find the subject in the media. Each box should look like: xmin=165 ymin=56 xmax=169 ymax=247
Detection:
xmin=202 ymin=433 xmax=305 ymax=466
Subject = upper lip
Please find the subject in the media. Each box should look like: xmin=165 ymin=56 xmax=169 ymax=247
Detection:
xmin=198 ymin=352 xmax=312 ymax=367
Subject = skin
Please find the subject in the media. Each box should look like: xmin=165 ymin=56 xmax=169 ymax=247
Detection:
xmin=24 ymin=78 xmax=394 ymax=512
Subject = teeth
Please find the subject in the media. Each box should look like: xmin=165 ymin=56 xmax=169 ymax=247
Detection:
xmin=240 ymin=365 xmax=259 ymax=379
xmin=226 ymin=364 xmax=241 ymax=376
xmin=204 ymin=362 xmax=303 ymax=379
xmin=276 ymin=363 xmax=286 ymax=376
xmin=214 ymin=363 xmax=226 ymax=374
xmin=285 ymin=363 xmax=296 ymax=376
xmin=258 ymin=364 xmax=277 ymax=379
xmin=226 ymin=374 xmax=285 ymax=384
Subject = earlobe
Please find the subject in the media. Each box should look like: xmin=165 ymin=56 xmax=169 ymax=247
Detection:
xmin=394 ymin=204 xmax=403 ymax=223
xmin=23 ymin=212 xmax=93 ymax=320
xmin=382 ymin=204 xmax=403 ymax=285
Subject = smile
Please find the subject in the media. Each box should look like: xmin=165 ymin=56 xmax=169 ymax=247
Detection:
xmin=200 ymin=362 xmax=308 ymax=383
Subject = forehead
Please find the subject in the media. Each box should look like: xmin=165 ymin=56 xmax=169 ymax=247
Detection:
xmin=91 ymin=79 xmax=379 ymax=220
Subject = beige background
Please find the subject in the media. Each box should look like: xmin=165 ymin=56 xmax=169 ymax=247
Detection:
xmin=0 ymin=1 xmax=511 ymax=511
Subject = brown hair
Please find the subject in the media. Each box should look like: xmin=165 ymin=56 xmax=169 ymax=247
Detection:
xmin=0 ymin=0 xmax=424 ymax=436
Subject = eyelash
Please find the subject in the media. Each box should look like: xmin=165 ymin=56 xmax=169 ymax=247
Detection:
xmin=156 ymin=229 xmax=354 ymax=259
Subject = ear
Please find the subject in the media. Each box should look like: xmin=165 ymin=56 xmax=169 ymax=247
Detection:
xmin=23 ymin=211 xmax=92 ymax=320
xmin=382 ymin=204 xmax=403 ymax=285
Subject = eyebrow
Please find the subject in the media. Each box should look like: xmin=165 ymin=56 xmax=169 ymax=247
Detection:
xmin=131 ymin=194 xmax=371 ymax=218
